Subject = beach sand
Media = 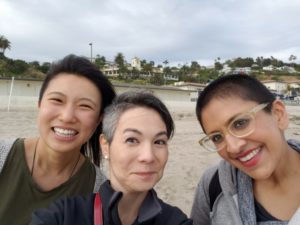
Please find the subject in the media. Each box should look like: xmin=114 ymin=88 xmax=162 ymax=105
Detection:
xmin=1 ymin=101 xmax=300 ymax=215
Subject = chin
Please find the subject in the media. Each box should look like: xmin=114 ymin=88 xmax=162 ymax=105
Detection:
xmin=244 ymin=168 xmax=273 ymax=181
xmin=131 ymin=182 xmax=157 ymax=193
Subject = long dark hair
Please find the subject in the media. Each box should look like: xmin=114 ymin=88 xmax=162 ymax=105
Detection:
xmin=39 ymin=54 xmax=116 ymax=166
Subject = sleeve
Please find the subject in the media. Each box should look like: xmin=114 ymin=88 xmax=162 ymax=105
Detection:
xmin=0 ymin=138 xmax=16 ymax=173
xmin=190 ymin=166 xmax=218 ymax=225
xmin=29 ymin=194 xmax=94 ymax=225
xmin=29 ymin=199 xmax=66 ymax=225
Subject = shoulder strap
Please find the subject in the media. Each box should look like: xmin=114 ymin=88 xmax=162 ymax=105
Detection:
xmin=0 ymin=138 xmax=16 ymax=174
xmin=209 ymin=170 xmax=222 ymax=211
xmin=94 ymin=193 xmax=103 ymax=225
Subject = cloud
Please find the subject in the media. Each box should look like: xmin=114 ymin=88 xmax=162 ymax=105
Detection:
xmin=1 ymin=0 xmax=300 ymax=65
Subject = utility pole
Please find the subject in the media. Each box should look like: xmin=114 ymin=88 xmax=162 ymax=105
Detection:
xmin=89 ymin=43 xmax=93 ymax=62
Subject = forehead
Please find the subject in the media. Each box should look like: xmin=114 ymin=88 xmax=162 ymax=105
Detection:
xmin=201 ymin=97 xmax=257 ymax=132
xmin=45 ymin=73 xmax=101 ymax=100
xmin=48 ymin=73 xmax=89 ymax=85
xmin=115 ymin=107 xmax=166 ymax=132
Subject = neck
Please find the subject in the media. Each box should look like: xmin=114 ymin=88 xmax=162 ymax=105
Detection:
xmin=118 ymin=191 xmax=148 ymax=225
xmin=33 ymin=138 xmax=82 ymax=177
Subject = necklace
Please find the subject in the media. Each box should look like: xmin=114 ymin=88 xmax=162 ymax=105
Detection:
xmin=30 ymin=138 xmax=38 ymax=177
xmin=30 ymin=138 xmax=81 ymax=179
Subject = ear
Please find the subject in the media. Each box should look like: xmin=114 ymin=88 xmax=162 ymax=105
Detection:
xmin=271 ymin=99 xmax=288 ymax=130
xmin=99 ymin=134 xmax=109 ymax=159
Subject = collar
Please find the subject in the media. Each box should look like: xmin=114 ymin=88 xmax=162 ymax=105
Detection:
xmin=99 ymin=180 xmax=162 ymax=224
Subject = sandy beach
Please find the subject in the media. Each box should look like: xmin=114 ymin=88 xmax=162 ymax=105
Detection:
xmin=1 ymin=101 xmax=300 ymax=215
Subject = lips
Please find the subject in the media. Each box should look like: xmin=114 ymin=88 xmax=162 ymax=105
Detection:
xmin=237 ymin=146 xmax=262 ymax=167
xmin=134 ymin=171 xmax=156 ymax=179
xmin=53 ymin=127 xmax=78 ymax=137
xmin=239 ymin=148 xmax=260 ymax=162
xmin=135 ymin=172 xmax=156 ymax=175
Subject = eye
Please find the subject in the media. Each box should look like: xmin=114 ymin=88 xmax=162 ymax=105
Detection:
xmin=154 ymin=139 xmax=167 ymax=145
xmin=231 ymin=117 xmax=251 ymax=130
xmin=79 ymin=104 xmax=93 ymax=110
xmin=210 ymin=133 xmax=224 ymax=144
xmin=49 ymin=98 xmax=62 ymax=103
xmin=125 ymin=137 xmax=139 ymax=144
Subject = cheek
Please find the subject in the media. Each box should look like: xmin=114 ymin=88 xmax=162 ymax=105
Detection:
xmin=217 ymin=150 xmax=229 ymax=161
xmin=37 ymin=106 xmax=55 ymax=124
xmin=157 ymin=149 xmax=168 ymax=166
xmin=80 ymin=111 xmax=100 ymax=128
xmin=110 ymin=150 xmax=134 ymax=170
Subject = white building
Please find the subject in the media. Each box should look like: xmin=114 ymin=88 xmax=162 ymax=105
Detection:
xmin=261 ymin=80 xmax=287 ymax=94
xmin=131 ymin=57 xmax=141 ymax=71
xmin=0 ymin=78 xmax=199 ymax=109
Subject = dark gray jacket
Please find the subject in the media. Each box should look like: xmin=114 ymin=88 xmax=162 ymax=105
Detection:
xmin=30 ymin=180 xmax=192 ymax=225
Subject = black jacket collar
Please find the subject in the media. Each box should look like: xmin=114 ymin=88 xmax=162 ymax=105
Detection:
xmin=99 ymin=180 xmax=162 ymax=224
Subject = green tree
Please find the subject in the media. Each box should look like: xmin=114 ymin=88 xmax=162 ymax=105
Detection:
xmin=163 ymin=59 xmax=169 ymax=67
xmin=190 ymin=61 xmax=201 ymax=73
xmin=214 ymin=62 xmax=223 ymax=70
xmin=289 ymin=54 xmax=297 ymax=67
xmin=0 ymin=35 xmax=11 ymax=56
xmin=95 ymin=54 xmax=106 ymax=69
xmin=150 ymin=73 xmax=164 ymax=85
xmin=5 ymin=59 xmax=29 ymax=74
xmin=114 ymin=52 xmax=128 ymax=75
xmin=39 ymin=62 xmax=51 ymax=73
xmin=114 ymin=52 xmax=125 ymax=67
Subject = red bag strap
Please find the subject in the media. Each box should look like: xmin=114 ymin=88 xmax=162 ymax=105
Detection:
xmin=94 ymin=193 xmax=103 ymax=225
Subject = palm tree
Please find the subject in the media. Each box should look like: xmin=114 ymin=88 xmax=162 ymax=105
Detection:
xmin=289 ymin=54 xmax=297 ymax=67
xmin=114 ymin=52 xmax=125 ymax=67
xmin=163 ymin=59 xmax=169 ymax=67
xmin=0 ymin=35 xmax=11 ymax=56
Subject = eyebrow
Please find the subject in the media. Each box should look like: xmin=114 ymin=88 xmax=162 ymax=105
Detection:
xmin=207 ymin=111 xmax=246 ymax=135
xmin=123 ymin=128 xmax=168 ymax=137
xmin=46 ymin=92 xmax=97 ymax=107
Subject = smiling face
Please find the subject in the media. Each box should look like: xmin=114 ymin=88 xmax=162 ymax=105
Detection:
xmin=101 ymin=107 xmax=169 ymax=194
xmin=201 ymin=97 xmax=289 ymax=180
xmin=37 ymin=73 xmax=102 ymax=153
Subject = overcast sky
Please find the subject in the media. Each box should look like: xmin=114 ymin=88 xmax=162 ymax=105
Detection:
xmin=1 ymin=0 xmax=300 ymax=66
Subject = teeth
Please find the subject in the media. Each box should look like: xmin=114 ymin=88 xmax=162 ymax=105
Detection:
xmin=239 ymin=149 xmax=260 ymax=162
xmin=54 ymin=127 xmax=76 ymax=137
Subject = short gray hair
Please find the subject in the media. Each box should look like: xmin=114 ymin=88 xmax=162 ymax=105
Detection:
xmin=102 ymin=91 xmax=174 ymax=144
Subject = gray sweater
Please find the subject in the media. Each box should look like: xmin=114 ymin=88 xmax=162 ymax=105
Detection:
xmin=190 ymin=140 xmax=300 ymax=225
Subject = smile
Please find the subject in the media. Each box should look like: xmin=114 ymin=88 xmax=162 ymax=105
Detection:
xmin=134 ymin=172 xmax=156 ymax=178
xmin=238 ymin=148 xmax=260 ymax=162
xmin=53 ymin=127 xmax=77 ymax=137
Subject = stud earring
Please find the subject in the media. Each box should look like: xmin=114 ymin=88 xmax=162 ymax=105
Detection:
xmin=104 ymin=155 xmax=109 ymax=159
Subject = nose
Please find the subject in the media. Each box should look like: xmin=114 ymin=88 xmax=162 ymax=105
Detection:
xmin=59 ymin=104 xmax=77 ymax=123
xmin=138 ymin=143 xmax=155 ymax=163
xmin=224 ymin=133 xmax=247 ymax=154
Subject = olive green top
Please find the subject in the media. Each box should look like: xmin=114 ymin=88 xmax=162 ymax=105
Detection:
xmin=0 ymin=138 xmax=96 ymax=225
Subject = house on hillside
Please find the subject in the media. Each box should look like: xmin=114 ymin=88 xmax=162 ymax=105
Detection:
xmin=263 ymin=65 xmax=276 ymax=71
xmin=102 ymin=62 xmax=119 ymax=77
xmin=261 ymin=80 xmax=287 ymax=94
xmin=173 ymin=81 xmax=206 ymax=101
xmin=131 ymin=57 xmax=141 ymax=71
xmin=174 ymin=81 xmax=206 ymax=91
xmin=232 ymin=67 xmax=252 ymax=74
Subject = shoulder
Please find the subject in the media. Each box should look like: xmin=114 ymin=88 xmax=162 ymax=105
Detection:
xmin=0 ymin=138 xmax=17 ymax=153
xmin=0 ymin=138 xmax=18 ymax=171
xmin=155 ymin=198 xmax=192 ymax=225
xmin=287 ymin=139 xmax=300 ymax=153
